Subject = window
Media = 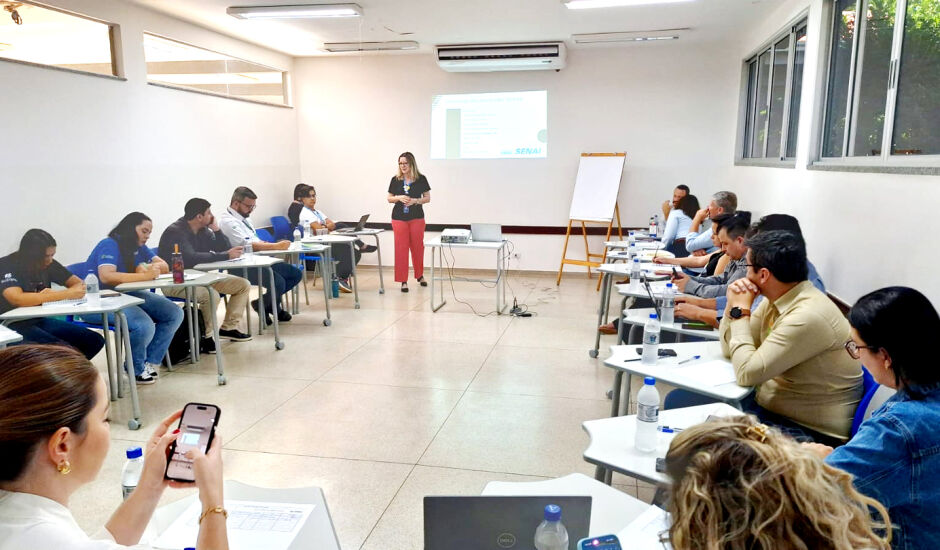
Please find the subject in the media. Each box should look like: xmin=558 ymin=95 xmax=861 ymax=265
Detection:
xmin=821 ymin=0 xmax=940 ymax=161
xmin=741 ymin=18 xmax=808 ymax=161
xmin=0 ymin=1 xmax=117 ymax=77
xmin=143 ymin=33 xmax=289 ymax=106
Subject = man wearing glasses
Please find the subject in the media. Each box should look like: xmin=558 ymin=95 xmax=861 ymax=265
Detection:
xmin=219 ymin=186 xmax=302 ymax=325
xmin=719 ymin=229 xmax=863 ymax=446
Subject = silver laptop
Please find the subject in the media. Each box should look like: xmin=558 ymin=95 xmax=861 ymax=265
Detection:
xmin=424 ymin=495 xmax=591 ymax=550
xmin=471 ymin=223 xmax=503 ymax=242
xmin=334 ymin=214 xmax=370 ymax=233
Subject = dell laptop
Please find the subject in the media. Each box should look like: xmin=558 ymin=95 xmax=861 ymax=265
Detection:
xmin=334 ymin=214 xmax=370 ymax=233
xmin=424 ymin=495 xmax=591 ymax=550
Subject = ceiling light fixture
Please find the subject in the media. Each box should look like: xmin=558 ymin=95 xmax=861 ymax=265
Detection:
xmin=227 ymin=3 xmax=362 ymax=19
xmin=323 ymin=41 xmax=419 ymax=52
xmin=572 ymin=30 xmax=686 ymax=43
xmin=564 ymin=0 xmax=693 ymax=9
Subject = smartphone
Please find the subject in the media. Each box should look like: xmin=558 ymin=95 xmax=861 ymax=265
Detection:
xmin=655 ymin=457 xmax=667 ymax=473
xmin=578 ymin=534 xmax=622 ymax=549
xmin=672 ymin=267 xmax=679 ymax=278
xmin=635 ymin=347 xmax=678 ymax=357
xmin=165 ymin=403 xmax=221 ymax=482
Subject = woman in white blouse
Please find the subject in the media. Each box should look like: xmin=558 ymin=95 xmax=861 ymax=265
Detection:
xmin=0 ymin=345 xmax=228 ymax=550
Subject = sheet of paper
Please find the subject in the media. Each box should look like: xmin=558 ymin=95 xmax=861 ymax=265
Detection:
xmin=617 ymin=505 xmax=673 ymax=549
xmin=671 ymin=360 xmax=738 ymax=387
xmin=153 ymin=499 xmax=315 ymax=550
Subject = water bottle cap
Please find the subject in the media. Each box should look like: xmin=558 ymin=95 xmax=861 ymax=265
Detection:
xmin=125 ymin=446 xmax=142 ymax=459
xmin=633 ymin=258 xmax=639 ymax=263
xmin=666 ymin=283 xmax=673 ymax=288
xmin=543 ymin=504 xmax=562 ymax=522
xmin=644 ymin=377 xmax=656 ymax=385
xmin=649 ymin=313 xmax=657 ymax=319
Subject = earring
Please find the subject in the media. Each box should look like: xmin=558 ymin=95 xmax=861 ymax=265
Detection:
xmin=57 ymin=461 xmax=72 ymax=475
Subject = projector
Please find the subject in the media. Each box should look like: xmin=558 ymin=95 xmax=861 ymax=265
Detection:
xmin=441 ymin=228 xmax=471 ymax=244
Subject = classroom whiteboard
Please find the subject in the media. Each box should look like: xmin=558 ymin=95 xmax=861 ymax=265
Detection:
xmin=568 ymin=154 xmax=625 ymax=222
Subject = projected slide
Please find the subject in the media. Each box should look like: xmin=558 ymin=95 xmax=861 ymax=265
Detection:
xmin=430 ymin=90 xmax=547 ymax=159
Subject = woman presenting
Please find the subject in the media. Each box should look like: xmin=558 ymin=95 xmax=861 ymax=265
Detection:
xmin=387 ymin=152 xmax=430 ymax=293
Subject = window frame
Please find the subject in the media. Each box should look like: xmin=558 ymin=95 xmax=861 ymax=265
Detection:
xmin=736 ymin=12 xmax=810 ymax=167
xmin=142 ymin=32 xmax=292 ymax=109
xmin=814 ymin=0 xmax=940 ymax=171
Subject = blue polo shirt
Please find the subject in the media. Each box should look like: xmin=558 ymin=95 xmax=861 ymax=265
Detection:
xmin=85 ymin=237 xmax=154 ymax=289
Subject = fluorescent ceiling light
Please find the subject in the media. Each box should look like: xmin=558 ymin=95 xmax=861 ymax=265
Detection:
xmin=573 ymin=30 xmax=686 ymax=43
xmin=323 ymin=41 xmax=418 ymax=52
xmin=227 ymin=3 xmax=362 ymax=19
xmin=565 ymin=0 xmax=693 ymax=9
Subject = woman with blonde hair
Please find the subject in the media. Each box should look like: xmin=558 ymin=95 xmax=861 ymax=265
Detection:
xmin=387 ymin=151 xmax=430 ymax=293
xmin=663 ymin=415 xmax=890 ymax=550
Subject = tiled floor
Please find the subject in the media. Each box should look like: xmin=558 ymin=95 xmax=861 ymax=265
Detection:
xmin=74 ymin=267 xmax=654 ymax=549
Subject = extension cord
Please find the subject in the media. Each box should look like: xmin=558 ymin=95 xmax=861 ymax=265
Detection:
xmin=509 ymin=298 xmax=531 ymax=317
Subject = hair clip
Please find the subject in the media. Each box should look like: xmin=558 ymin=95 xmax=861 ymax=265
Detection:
xmin=746 ymin=424 xmax=769 ymax=443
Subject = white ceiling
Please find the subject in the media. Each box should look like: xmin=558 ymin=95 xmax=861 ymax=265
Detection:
xmin=127 ymin=0 xmax=784 ymax=57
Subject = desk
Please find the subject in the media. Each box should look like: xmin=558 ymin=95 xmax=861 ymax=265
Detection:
xmin=343 ymin=228 xmax=386 ymax=294
xmin=1 ymin=294 xmax=147 ymax=429
xmin=603 ymin=341 xmax=751 ymax=419
xmin=620 ymin=307 xmax=719 ymax=345
xmin=195 ymin=256 xmax=286 ymax=351
xmin=590 ymin=264 xmax=673 ymax=359
xmin=302 ymin=234 xmax=361 ymax=309
xmin=116 ymin=271 xmax=228 ymax=385
xmin=147 ymin=480 xmax=341 ymax=550
xmin=425 ymin=237 xmax=508 ymax=314
xmin=583 ymin=402 xmax=741 ymax=485
xmin=256 ymin=243 xmax=332 ymax=326
xmin=483 ymin=473 xmax=649 ymax=537
xmin=0 ymin=325 xmax=22 ymax=348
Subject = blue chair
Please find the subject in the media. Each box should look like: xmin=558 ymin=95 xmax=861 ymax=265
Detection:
xmin=270 ymin=216 xmax=294 ymax=241
xmin=850 ymin=366 xmax=896 ymax=437
xmin=256 ymin=228 xmax=275 ymax=243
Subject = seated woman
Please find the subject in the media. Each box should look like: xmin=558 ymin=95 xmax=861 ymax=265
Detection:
xmin=803 ymin=287 xmax=940 ymax=549
xmin=0 ymin=345 xmax=227 ymax=550
xmin=660 ymin=194 xmax=699 ymax=258
xmin=664 ymin=415 xmax=891 ymax=550
xmin=0 ymin=229 xmax=104 ymax=359
xmin=84 ymin=212 xmax=183 ymax=385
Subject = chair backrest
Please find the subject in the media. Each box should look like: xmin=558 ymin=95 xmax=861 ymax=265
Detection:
xmin=270 ymin=216 xmax=293 ymax=241
xmin=256 ymin=228 xmax=275 ymax=243
xmin=66 ymin=262 xmax=88 ymax=278
xmin=850 ymin=367 xmax=897 ymax=436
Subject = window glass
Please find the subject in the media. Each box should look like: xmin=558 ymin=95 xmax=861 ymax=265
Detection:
xmin=766 ymin=36 xmax=791 ymax=159
xmin=850 ymin=0 xmax=896 ymax=156
xmin=744 ymin=60 xmax=759 ymax=157
xmin=823 ymin=0 xmax=858 ymax=157
xmin=786 ymin=25 xmax=808 ymax=158
xmin=891 ymin=0 xmax=940 ymax=155
xmin=752 ymin=49 xmax=772 ymax=157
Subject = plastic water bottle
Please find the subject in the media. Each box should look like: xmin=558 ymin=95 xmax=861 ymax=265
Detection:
xmin=293 ymin=226 xmax=302 ymax=242
xmin=661 ymin=283 xmax=676 ymax=325
xmin=649 ymin=216 xmax=658 ymax=238
xmin=534 ymin=504 xmax=569 ymax=550
xmin=635 ymin=377 xmax=660 ymax=452
xmin=627 ymin=242 xmax=637 ymax=261
xmin=642 ymin=313 xmax=660 ymax=365
xmin=243 ymin=236 xmax=253 ymax=257
xmin=629 ymin=258 xmax=642 ymax=291
xmin=84 ymin=273 xmax=100 ymax=306
xmin=121 ymin=446 xmax=144 ymax=499
xmin=628 ymin=230 xmax=636 ymax=245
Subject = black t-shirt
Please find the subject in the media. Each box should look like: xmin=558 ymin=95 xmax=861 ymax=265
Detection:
xmin=388 ymin=175 xmax=430 ymax=221
xmin=704 ymin=251 xmax=725 ymax=277
xmin=287 ymin=202 xmax=304 ymax=227
xmin=0 ymin=252 xmax=74 ymax=314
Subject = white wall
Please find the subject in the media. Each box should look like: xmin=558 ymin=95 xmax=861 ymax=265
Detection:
xmin=0 ymin=0 xmax=300 ymax=265
xmin=727 ymin=0 xmax=940 ymax=304
xmin=294 ymin=43 xmax=742 ymax=272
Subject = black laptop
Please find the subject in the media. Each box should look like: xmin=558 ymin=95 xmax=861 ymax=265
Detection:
xmin=334 ymin=214 xmax=370 ymax=233
xmin=424 ymin=495 xmax=591 ymax=550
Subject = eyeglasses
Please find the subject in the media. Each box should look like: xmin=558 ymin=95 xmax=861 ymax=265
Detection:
xmin=240 ymin=201 xmax=257 ymax=211
xmin=844 ymin=339 xmax=879 ymax=359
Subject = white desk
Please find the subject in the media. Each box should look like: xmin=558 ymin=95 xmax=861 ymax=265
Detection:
xmin=603 ymin=341 xmax=751 ymax=418
xmin=483 ymin=473 xmax=650 ymax=537
xmin=147 ymin=480 xmax=341 ymax=550
xmin=424 ymin=237 xmax=509 ymax=314
xmin=1 ymin=294 xmax=147 ymax=429
xmin=0 ymin=324 xmax=23 ymax=348
xmin=583 ymin=402 xmax=741 ymax=485
xmin=590 ymin=264 xmax=672 ymax=359
xmin=302 ymin=234 xmax=361 ymax=309
xmin=620 ymin=307 xmax=719 ymax=342
xmin=116 ymin=271 xmax=228 ymax=385
xmin=195 ymin=255 xmax=286 ymax=351
xmin=256 ymin=243 xmax=332 ymax=326
xmin=342 ymin=228 xmax=386 ymax=294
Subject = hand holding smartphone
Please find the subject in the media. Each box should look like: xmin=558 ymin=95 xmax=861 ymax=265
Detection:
xmin=165 ymin=402 xmax=221 ymax=483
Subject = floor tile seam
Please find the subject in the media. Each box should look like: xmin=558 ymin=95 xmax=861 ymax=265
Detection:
xmin=459 ymin=388 xmax=611 ymax=404
xmin=219 ymin=447 xmax=420 ymax=468
xmin=357 ymin=463 xmax=418 ymax=550
xmin=406 ymin=463 xmax=555 ymax=481
xmin=220 ymin=378 xmax=317 ymax=444
xmin=286 ymin=378 xmax=468 ymax=394
xmin=310 ymin=331 xmax=380 ymax=383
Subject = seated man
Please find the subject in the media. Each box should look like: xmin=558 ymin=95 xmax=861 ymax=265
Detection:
xmin=158 ymin=198 xmax=253 ymax=347
xmin=720 ymin=230 xmax=863 ymax=445
xmin=219 ymin=186 xmax=302 ymax=324
xmin=672 ymin=211 xmax=751 ymax=300
xmin=298 ymin=185 xmax=365 ymax=293
xmin=659 ymin=184 xmax=689 ymax=221
xmin=685 ymin=190 xmax=736 ymax=256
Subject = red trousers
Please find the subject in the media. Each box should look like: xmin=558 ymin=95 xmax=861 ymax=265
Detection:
xmin=391 ymin=218 xmax=426 ymax=282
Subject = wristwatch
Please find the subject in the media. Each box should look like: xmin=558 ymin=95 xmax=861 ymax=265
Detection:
xmin=729 ymin=307 xmax=751 ymax=319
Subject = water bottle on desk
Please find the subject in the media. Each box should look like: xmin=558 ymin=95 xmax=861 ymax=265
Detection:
xmin=629 ymin=258 xmax=642 ymax=291
xmin=641 ymin=313 xmax=660 ymax=365
xmin=628 ymin=230 xmax=636 ymax=245
xmin=293 ymin=226 xmax=302 ymax=242
xmin=84 ymin=273 xmax=100 ymax=306
xmin=121 ymin=446 xmax=144 ymax=499
xmin=661 ymin=283 xmax=676 ymax=325
xmin=534 ymin=504 xmax=569 ymax=550
xmin=635 ymin=377 xmax=660 ymax=452
xmin=649 ymin=216 xmax=658 ymax=239
xmin=627 ymin=243 xmax=637 ymax=261
xmin=243 ymin=236 xmax=253 ymax=257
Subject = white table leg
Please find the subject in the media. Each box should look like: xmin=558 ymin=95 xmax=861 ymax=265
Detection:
xmin=267 ymin=266 xmax=285 ymax=350
xmin=350 ymin=242 xmax=360 ymax=309
xmin=207 ymin=288 xmax=226 ymax=384
xmin=119 ymin=312 xmax=142 ymax=430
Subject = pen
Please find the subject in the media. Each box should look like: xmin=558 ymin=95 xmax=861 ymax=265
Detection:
xmin=659 ymin=426 xmax=683 ymax=433
xmin=624 ymin=358 xmax=642 ymax=363
xmin=677 ymin=355 xmax=701 ymax=365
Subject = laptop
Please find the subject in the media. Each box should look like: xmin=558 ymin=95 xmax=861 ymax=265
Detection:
xmin=471 ymin=223 xmax=503 ymax=242
xmin=334 ymin=214 xmax=370 ymax=233
xmin=424 ymin=495 xmax=591 ymax=550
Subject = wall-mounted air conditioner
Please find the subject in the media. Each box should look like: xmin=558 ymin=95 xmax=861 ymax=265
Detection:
xmin=435 ymin=42 xmax=566 ymax=72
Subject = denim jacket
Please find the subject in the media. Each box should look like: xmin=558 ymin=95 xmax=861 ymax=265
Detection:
xmin=826 ymin=386 xmax=940 ymax=550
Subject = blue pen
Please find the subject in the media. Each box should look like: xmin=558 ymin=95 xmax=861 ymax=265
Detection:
xmin=677 ymin=355 xmax=701 ymax=365
xmin=659 ymin=426 xmax=683 ymax=433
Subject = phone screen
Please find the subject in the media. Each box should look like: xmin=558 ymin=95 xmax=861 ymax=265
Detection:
xmin=579 ymin=535 xmax=622 ymax=549
xmin=165 ymin=403 xmax=220 ymax=482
